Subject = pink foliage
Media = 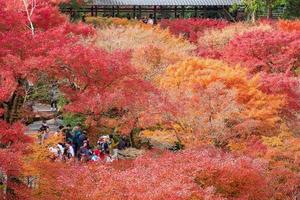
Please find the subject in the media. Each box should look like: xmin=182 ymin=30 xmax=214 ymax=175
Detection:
xmin=223 ymin=30 xmax=300 ymax=74
xmin=260 ymin=72 xmax=300 ymax=114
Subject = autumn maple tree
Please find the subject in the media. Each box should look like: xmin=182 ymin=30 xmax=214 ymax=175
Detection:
xmin=0 ymin=0 xmax=94 ymax=198
xmin=25 ymin=147 xmax=273 ymax=200
xmin=158 ymin=58 xmax=284 ymax=147
xmin=223 ymin=29 xmax=300 ymax=121
xmin=160 ymin=18 xmax=228 ymax=43
xmin=1 ymin=0 xmax=300 ymax=199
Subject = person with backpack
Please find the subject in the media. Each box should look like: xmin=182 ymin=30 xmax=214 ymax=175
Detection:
xmin=38 ymin=120 xmax=49 ymax=144
xmin=72 ymin=124 xmax=82 ymax=156
xmin=117 ymin=136 xmax=127 ymax=150
xmin=78 ymin=131 xmax=87 ymax=149
xmin=79 ymin=141 xmax=92 ymax=162
xmin=62 ymin=124 xmax=73 ymax=143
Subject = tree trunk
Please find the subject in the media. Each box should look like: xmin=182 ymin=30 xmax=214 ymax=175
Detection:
xmin=268 ymin=4 xmax=273 ymax=19
xmin=2 ymin=93 xmax=17 ymax=123
xmin=0 ymin=171 xmax=7 ymax=199
xmin=129 ymin=118 xmax=139 ymax=148
xmin=8 ymin=93 xmax=19 ymax=124
xmin=3 ymin=82 xmax=25 ymax=124
xmin=251 ymin=10 xmax=256 ymax=23
xmin=129 ymin=131 xmax=135 ymax=148
xmin=267 ymin=2 xmax=273 ymax=19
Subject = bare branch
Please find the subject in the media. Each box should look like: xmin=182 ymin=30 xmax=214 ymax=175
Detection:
xmin=22 ymin=0 xmax=35 ymax=36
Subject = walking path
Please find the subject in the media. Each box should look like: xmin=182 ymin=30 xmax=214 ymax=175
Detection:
xmin=25 ymin=103 xmax=62 ymax=134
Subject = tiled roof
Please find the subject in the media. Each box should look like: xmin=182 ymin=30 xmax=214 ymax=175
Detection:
xmin=92 ymin=0 xmax=242 ymax=6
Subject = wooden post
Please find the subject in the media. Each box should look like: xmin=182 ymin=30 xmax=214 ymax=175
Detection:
xmin=194 ymin=6 xmax=198 ymax=17
xmin=91 ymin=5 xmax=94 ymax=17
xmin=117 ymin=6 xmax=120 ymax=17
xmin=181 ymin=6 xmax=185 ymax=18
xmin=154 ymin=6 xmax=157 ymax=23
xmin=112 ymin=6 xmax=115 ymax=17
xmin=95 ymin=5 xmax=98 ymax=17
xmin=133 ymin=6 xmax=136 ymax=19
xmin=174 ymin=6 xmax=177 ymax=18
xmin=138 ymin=6 xmax=142 ymax=18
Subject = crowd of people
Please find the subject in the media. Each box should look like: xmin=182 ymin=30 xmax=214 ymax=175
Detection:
xmin=39 ymin=122 xmax=130 ymax=163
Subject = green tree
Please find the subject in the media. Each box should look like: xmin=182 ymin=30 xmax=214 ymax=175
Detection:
xmin=282 ymin=0 xmax=300 ymax=18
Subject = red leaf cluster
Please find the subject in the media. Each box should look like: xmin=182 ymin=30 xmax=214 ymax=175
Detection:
xmin=160 ymin=18 xmax=228 ymax=43
xmin=31 ymin=147 xmax=272 ymax=200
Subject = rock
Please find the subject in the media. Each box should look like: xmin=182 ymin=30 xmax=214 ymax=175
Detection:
xmin=32 ymin=103 xmax=52 ymax=112
xmin=118 ymin=148 xmax=145 ymax=159
xmin=140 ymin=137 xmax=174 ymax=150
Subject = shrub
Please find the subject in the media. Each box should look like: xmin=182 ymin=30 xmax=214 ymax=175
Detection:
xmin=197 ymin=23 xmax=272 ymax=59
xmin=160 ymin=18 xmax=228 ymax=43
xmin=94 ymin=25 xmax=196 ymax=81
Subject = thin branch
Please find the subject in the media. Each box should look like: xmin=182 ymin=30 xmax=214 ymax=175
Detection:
xmin=22 ymin=0 xmax=35 ymax=36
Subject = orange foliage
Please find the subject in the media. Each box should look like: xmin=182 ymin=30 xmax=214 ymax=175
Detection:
xmin=140 ymin=129 xmax=178 ymax=144
xmin=85 ymin=17 xmax=144 ymax=28
xmin=158 ymin=58 xmax=284 ymax=146
xmin=278 ymin=20 xmax=300 ymax=32
xmin=24 ymin=134 xmax=64 ymax=174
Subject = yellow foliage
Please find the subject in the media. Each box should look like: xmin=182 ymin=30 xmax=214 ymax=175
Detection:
xmin=262 ymin=123 xmax=293 ymax=147
xmin=85 ymin=17 xmax=143 ymax=28
xmin=228 ymin=141 xmax=247 ymax=152
xmin=262 ymin=136 xmax=283 ymax=147
xmin=93 ymin=25 xmax=196 ymax=81
xmin=140 ymin=129 xmax=178 ymax=144
xmin=24 ymin=133 xmax=64 ymax=175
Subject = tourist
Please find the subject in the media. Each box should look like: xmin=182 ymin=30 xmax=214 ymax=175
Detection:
xmin=147 ymin=14 xmax=154 ymax=25
xmin=57 ymin=143 xmax=65 ymax=160
xmin=97 ymin=136 xmax=109 ymax=154
xmin=91 ymin=147 xmax=100 ymax=161
xmin=65 ymin=142 xmax=75 ymax=160
xmin=39 ymin=120 xmax=49 ymax=144
xmin=50 ymin=84 xmax=59 ymax=111
xmin=62 ymin=124 xmax=73 ymax=143
xmin=79 ymin=142 xmax=92 ymax=162
xmin=49 ymin=146 xmax=59 ymax=161
xmin=78 ymin=131 xmax=88 ymax=149
xmin=54 ymin=125 xmax=64 ymax=137
xmin=39 ymin=120 xmax=49 ymax=132
xmin=72 ymin=123 xmax=82 ymax=156
xmin=117 ymin=136 xmax=127 ymax=150
xmin=142 ymin=16 xmax=148 ymax=24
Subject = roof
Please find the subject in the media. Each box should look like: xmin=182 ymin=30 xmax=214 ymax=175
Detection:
xmin=92 ymin=0 xmax=242 ymax=6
